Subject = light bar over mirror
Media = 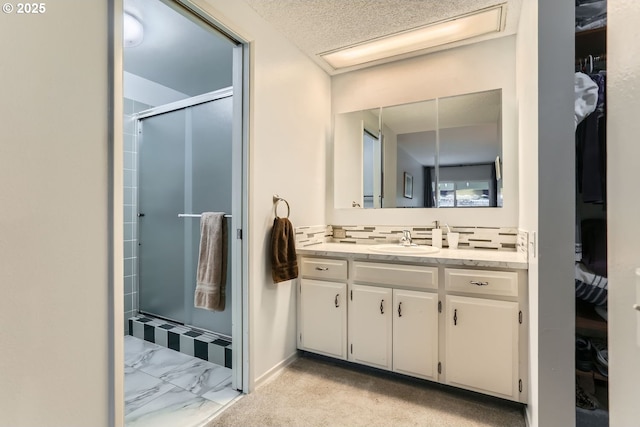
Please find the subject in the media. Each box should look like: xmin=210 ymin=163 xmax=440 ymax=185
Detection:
xmin=320 ymin=5 xmax=505 ymax=70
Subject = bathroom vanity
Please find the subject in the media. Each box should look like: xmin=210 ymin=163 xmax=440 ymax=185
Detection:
xmin=296 ymin=243 xmax=528 ymax=403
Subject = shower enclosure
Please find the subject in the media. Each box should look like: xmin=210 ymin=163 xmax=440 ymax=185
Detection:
xmin=136 ymin=89 xmax=233 ymax=336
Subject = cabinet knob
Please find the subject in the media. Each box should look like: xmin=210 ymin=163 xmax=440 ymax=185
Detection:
xmin=335 ymin=294 xmax=340 ymax=308
xmin=470 ymin=280 xmax=489 ymax=286
xmin=315 ymin=267 xmax=329 ymax=271
xmin=398 ymin=302 xmax=402 ymax=317
xmin=380 ymin=299 xmax=385 ymax=315
xmin=454 ymin=308 xmax=458 ymax=325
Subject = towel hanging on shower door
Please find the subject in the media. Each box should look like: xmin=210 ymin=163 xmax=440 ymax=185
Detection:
xmin=194 ymin=212 xmax=227 ymax=311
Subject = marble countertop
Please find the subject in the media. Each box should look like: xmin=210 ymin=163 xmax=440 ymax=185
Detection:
xmin=297 ymin=242 xmax=528 ymax=270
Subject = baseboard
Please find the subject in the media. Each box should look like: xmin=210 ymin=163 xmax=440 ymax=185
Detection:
xmin=253 ymin=351 xmax=299 ymax=390
xmin=525 ymin=405 xmax=533 ymax=427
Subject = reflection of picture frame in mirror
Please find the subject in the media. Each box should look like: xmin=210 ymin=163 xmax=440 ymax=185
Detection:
xmin=403 ymin=172 xmax=413 ymax=199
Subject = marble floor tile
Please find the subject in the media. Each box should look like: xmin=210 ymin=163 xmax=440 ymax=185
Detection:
xmin=124 ymin=334 xmax=239 ymax=426
xmin=125 ymin=386 xmax=222 ymax=427
xmin=124 ymin=336 xmax=162 ymax=367
xmin=133 ymin=346 xmax=194 ymax=378
xmin=201 ymin=380 xmax=241 ymax=406
xmin=124 ymin=366 xmax=175 ymax=415
xmin=160 ymin=359 xmax=233 ymax=396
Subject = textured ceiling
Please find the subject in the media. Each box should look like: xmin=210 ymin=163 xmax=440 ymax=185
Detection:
xmin=244 ymin=0 xmax=522 ymax=73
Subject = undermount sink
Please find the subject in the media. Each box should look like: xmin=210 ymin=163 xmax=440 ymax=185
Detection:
xmin=368 ymin=244 xmax=440 ymax=255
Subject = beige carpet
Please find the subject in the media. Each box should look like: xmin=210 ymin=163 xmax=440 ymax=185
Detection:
xmin=206 ymin=355 xmax=526 ymax=427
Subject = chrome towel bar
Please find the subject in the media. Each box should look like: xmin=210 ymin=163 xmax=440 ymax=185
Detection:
xmin=178 ymin=213 xmax=232 ymax=218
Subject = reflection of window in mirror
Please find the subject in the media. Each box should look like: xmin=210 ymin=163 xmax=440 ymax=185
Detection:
xmin=437 ymin=164 xmax=499 ymax=207
xmin=438 ymin=181 xmax=491 ymax=207
xmin=363 ymin=130 xmax=383 ymax=208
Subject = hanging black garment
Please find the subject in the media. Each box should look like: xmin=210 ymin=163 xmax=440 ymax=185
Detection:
xmin=576 ymin=111 xmax=605 ymax=204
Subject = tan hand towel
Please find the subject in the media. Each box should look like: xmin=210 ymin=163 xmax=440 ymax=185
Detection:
xmin=194 ymin=212 xmax=227 ymax=311
xmin=271 ymin=217 xmax=298 ymax=283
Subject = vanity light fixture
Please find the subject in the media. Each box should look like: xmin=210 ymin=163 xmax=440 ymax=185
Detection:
xmin=124 ymin=12 xmax=144 ymax=48
xmin=320 ymin=4 xmax=505 ymax=69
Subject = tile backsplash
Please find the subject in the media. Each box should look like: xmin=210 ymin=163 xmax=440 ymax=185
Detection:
xmin=295 ymin=224 xmax=528 ymax=253
xmin=295 ymin=225 xmax=333 ymax=247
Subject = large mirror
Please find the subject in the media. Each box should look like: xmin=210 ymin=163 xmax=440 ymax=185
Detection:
xmin=334 ymin=89 xmax=502 ymax=209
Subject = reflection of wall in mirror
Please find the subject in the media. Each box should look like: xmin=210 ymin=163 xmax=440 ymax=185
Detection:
xmin=334 ymin=110 xmax=381 ymax=208
xmin=397 ymin=146 xmax=423 ymax=207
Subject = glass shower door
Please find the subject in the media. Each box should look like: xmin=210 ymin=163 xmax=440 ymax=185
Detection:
xmin=138 ymin=96 xmax=233 ymax=334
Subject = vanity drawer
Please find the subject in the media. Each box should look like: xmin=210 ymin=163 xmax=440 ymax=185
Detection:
xmin=301 ymin=258 xmax=348 ymax=281
xmin=445 ymin=268 xmax=518 ymax=297
xmin=353 ymin=261 xmax=438 ymax=290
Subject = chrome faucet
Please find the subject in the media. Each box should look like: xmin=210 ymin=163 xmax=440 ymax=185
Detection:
xmin=400 ymin=229 xmax=412 ymax=246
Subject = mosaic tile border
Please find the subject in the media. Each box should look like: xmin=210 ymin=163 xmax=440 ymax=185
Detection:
xmin=295 ymin=224 xmax=332 ymax=247
xmin=296 ymin=224 xmax=528 ymax=253
xmin=129 ymin=316 xmax=232 ymax=368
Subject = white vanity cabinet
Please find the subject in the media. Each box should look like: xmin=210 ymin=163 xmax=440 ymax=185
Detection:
xmin=298 ymin=258 xmax=348 ymax=359
xmin=392 ymin=288 xmax=439 ymax=380
xmin=297 ymin=253 xmax=527 ymax=403
xmin=347 ymin=285 xmax=439 ymax=380
xmin=348 ymin=284 xmax=392 ymax=369
xmin=443 ymin=268 xmax=524 ymax=401
xmin=348 ymin=261 xmax=439 ymax=380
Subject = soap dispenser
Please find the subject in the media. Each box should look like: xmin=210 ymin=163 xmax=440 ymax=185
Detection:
xmin=432 ymin=223 xmax=442 ymax=248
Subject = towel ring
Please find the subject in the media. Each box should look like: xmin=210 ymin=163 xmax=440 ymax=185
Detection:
xmin=273 ymin=195 xmax=290 ymax=219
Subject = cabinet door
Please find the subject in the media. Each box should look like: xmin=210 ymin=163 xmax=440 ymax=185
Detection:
xmin=299 ymin=279 xmax=347 ymax=359
xmin=348 ymin=284 xmax=392 ymax=370
xmin=445 ymin=295 xmax=519 ymax=399
xmin=393 ymin=289 xmax=438 ymax=380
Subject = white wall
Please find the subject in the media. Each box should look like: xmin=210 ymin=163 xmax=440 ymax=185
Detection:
xmin=197 ymin=0 xmax=331 ymax=389
xmin=330 ymin=36 xmax=518 ymax=227
xmin=517 ymin=0 xmax=575 ymax=425
xmin=395 ymin=147 xmax=424 ymax=208
xmin=0 ymin=2 xmax=118 ymax=425
xmin=607 ymin=1 xmax=640 ymax=424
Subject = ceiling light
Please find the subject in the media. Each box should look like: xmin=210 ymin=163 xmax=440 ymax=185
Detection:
xmin=320 ymin=5 xmax=505 ymax=70
xmin=124 ymin=13 xmax=144 ymax=48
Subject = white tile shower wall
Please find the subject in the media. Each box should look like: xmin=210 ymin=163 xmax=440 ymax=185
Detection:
xmin=123 ymin=98 xmax=152 ymax=334
xmin=296 ymin=225 xmax=523 ymax=252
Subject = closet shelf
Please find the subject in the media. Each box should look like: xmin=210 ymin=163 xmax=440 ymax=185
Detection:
xmin=576 ymin=368 xmax=608 ymax=383
xmin=575 ymin=26 xmax=606 ymax=59
xmin=576 ymin=300 xmax=607 ymax=334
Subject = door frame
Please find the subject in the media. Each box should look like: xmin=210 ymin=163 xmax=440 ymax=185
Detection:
xmin=110 ymin=1 xmax=251 ymax=422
